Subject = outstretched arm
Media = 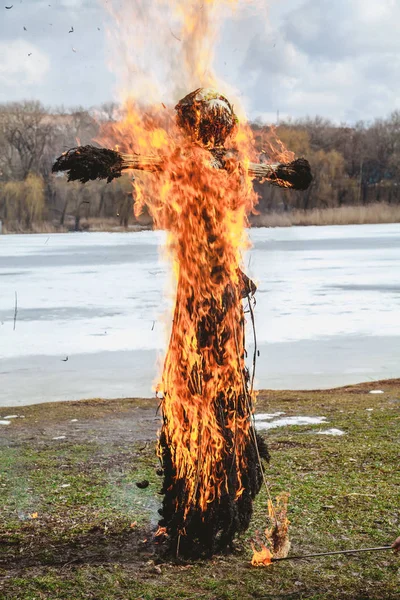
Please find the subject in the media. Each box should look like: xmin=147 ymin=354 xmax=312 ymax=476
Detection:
xmin=52 ymin=145 xmax=312 ymax=191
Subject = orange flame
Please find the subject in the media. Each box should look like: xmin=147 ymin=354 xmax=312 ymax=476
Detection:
xmin=155 ymin=144 xmax=256 ymax=515
xmin=155 ymin=526 xmax=168 ymax=538
xmin=251 ymin=544 xmax=273 ymax=566
xmin=251 ymin=492 xmax=291 ymax=566
xmin=258 ymin=126 xmax=295 ymax=164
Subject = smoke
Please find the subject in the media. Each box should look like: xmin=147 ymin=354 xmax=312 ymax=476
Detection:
xmin=102 ymin=0 xmax=257 ymax=116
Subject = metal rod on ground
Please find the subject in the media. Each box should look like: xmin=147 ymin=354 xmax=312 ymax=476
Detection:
xmin=271 ymin=546 xmax=393 ymax=562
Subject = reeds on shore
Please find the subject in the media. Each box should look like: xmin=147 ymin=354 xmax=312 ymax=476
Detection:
xmin=2 ymin=203 xmax=399 ymax=234
xmin=250 ymin=203 xmax=400 ymax=228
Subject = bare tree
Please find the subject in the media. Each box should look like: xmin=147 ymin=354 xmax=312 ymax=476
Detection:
xmin=0 ymin=101 xmax=54 ymax=180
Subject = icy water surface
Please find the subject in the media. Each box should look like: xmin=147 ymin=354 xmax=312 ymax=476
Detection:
xmin=1 ymin=224 xmax=400 ymax=406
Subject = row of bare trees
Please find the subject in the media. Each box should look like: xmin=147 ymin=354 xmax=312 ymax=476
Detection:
xmin=0 ymin=101 xmax=138 ymax=231
xmin=1 ymin=100 xmax=400 ymax=231
xmin=254 ymin=112 xmax=400 ymax=213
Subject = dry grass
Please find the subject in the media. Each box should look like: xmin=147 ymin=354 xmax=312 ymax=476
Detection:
xmin=2 ymin=203 xmax=400 ymax=234
xmin=2 ymin=221 xmax=67 ymax=234
xmin=88 ymin=217 xmax=151 ymax=232
xmin=252 ymin=203 xmax=400 ymax=228
xmin=1 ymin=217 xmax=151 ymax=234
xmin=86 ymin=217 xmax=121 ymax=231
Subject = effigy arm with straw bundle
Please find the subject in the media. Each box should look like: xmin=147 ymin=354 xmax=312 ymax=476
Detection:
xmin=52 ymin=89 xmax=312 ymax=191
xmin=53 ymin=145 xmax=312 ymax=190
xmin=52 ymin=144 xmax=312 ymax=190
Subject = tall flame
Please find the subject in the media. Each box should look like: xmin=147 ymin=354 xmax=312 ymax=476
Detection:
xmin=97 ymin=0 xmax=288 ymax=555
xmin=156 ymin=143 xmax=255 ymax=510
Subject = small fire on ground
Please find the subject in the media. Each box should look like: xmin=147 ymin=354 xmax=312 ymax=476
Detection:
xmin=251 ymin=492 xmax=291 ymax=567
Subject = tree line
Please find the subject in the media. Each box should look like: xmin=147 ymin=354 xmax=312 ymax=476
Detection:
xmin=0 ymin=101 xmax=136 ymax=232
xmin=1 ymin=100 xmax=399 ymax=231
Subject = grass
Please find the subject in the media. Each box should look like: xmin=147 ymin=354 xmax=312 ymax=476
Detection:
xmin=3 ymin=203 xmax=399 ymax=234
xmin=1 ymin=380 xmax=400 ymax=599
xmin=2 ymin=221 xmax=68 ymax=234
xmin=251 ymin=203 xmax=400 ymax=227
xmin=1 ymin=217 xmax=151 ymax=234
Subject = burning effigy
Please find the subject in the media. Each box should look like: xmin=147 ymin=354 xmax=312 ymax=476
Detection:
xmin=52 ymin=1 xmax=312 ymax=560
xmin=53 ymin=88 xmax=310 ymax=557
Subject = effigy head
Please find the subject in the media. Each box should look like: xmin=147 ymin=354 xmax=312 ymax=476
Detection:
xmin=175 ymin=88 xmax=238 ymax=149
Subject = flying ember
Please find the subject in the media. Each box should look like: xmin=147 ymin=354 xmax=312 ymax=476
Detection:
xmin=52 ymin=0 xmax=312 ymax=559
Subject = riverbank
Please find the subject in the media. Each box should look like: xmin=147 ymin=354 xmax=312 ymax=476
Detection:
xmin=1 ymin=203 xmax=399 ymax=234
xmin=251 ymin=203 xmax=400 ymax=228
xmin=0 ymin=218 xmax=152 ymax=235
xmin=1 ymin=379 xmax=399 ymax=599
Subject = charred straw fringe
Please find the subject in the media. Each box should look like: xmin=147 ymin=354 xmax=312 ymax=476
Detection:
xmin=158 ymin=428 xmax=269 ymax=558
xmin=156 ymin=274 xmax=269 ymax=559
xmin=52 ymin=145 xmax=313 ymax=191
xmin=52 ymin=145 xmax=124 ymax=183
xmin=268 ymin=158 xmax=312 ymax=191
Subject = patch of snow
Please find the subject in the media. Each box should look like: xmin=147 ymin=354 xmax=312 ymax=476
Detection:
xmin=316 ymin=428 xmax=345 ymax=436
xmin=0 ymin=420 xmax=11 ymax=425
xmin=52 ymin=435 xmax=66 ymax=440
xmin=254 ymin=412 xmax=286 ymax=421
xmin=3 ymin=415 xmax=18 ymax=419
xmin=70 ymin=419 xmax=78 ymax=422
xmin=256 ymin=416 xmax=327 ymax=431
xmin=60 ymin=484 xmax=71 ymax=488
xmin=369 ymin=390 xmax=384 ymax=394
xmin=366 ymin=408 xmax=374 ymax=412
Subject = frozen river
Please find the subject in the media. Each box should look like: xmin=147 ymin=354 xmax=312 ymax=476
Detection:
xmin=1 ymin=224 xmax=400 ymax=407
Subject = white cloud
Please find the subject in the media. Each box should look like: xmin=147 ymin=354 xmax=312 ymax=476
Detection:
xmin=0 ymin=0 xmax=399 ymax=122
xmin=0 ymin=39 xmax=50 ymax=90
xmin=235 ymin=0 xmax=400 ymax=122
xmin=282 ymin=0 xmax=400 ymax=59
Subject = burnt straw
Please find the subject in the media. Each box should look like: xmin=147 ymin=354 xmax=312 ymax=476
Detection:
xmin=156 ymin=276 xmax=269 ymax=559
xmin=275 ymin=158 xmax=313 ymax=191
xmin=158 ymin=429 xmax=270 ymax=559
xmin=52 ymin=145 xmax=124 ymax=183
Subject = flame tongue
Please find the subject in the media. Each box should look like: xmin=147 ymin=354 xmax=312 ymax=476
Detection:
xmin=153 ymin=130 xmax=260 ymax=555
xmin=251 ymin=545 xmax=273 ymax=567
xmin=251 ymin=493 xmax=291 ymax=567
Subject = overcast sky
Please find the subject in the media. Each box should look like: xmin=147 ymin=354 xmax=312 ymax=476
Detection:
xmin=1 ymin=0 xmax=399 ymax=123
